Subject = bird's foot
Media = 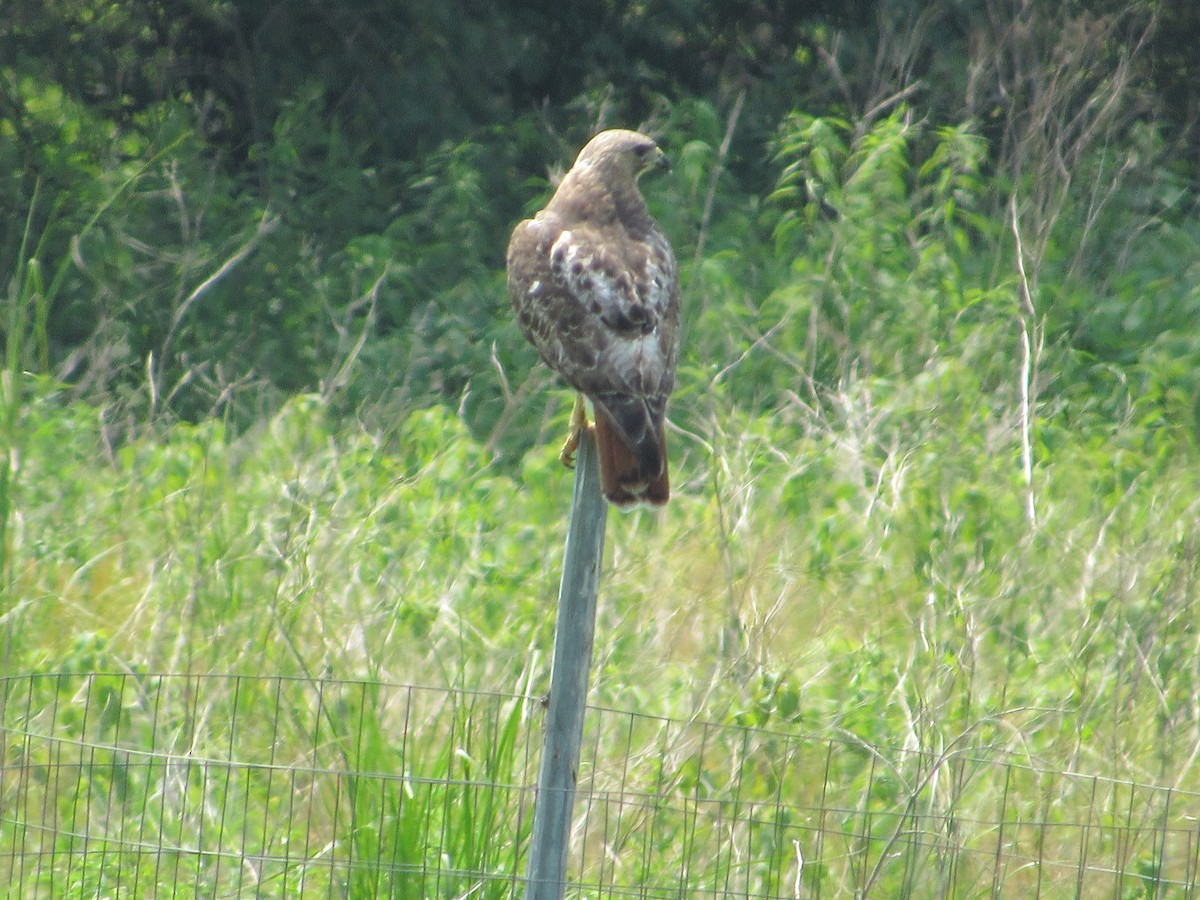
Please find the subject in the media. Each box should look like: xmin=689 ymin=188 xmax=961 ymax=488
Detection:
xmin=558 ymin=395 xmax=590 ymax=468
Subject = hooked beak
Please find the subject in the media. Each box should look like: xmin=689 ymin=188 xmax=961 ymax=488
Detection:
xmin=653 ymin=147 xmax=670 ymax=173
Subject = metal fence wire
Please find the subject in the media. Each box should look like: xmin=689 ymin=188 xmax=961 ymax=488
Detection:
xmin=2 ymin=671 xmax=1198 ymax=898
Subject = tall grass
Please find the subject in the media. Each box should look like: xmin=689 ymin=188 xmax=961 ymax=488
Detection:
xmin=2 ymin=185 xmax=52 ymax=691
xmin=2 ymin=368 xmax=1199 ymax=894
xmin=3 ymin=108 xmax=1200 ymax=893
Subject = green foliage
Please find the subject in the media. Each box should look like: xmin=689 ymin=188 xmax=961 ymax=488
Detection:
xmin=4 ymin=378 xmax=1200 ymax=892
xmin=5 ymin=0 xmax=1200 ymax=893
xmin=763 ymin=111 xmax=998 ymax=385
xmin=4 ymin=0 xmax=1199 ymax=451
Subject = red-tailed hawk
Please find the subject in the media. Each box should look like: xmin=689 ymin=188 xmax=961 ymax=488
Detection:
xmin=507 ymin=129 xmax=680 ymax=506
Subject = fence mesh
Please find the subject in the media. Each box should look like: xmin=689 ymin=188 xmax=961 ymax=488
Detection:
xmin=1 ymin=671 xmax=1197 ymax=898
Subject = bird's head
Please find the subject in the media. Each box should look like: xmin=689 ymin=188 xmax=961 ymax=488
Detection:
xmin=573 ymin=129 xmax=670 ymax=184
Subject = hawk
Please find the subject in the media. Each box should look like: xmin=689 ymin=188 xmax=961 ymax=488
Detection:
xmin=507 ymin=129 xmax=680 ymax=506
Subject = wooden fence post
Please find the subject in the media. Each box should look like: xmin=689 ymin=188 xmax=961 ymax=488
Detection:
xmin=525 ymin=428 xmax=608 ymax=900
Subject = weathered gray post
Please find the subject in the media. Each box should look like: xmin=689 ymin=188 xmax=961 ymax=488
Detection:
xmin=525 ymin=429 xmax=608 ymax=900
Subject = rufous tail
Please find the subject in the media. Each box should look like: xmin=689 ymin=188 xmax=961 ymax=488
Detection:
xmin=593 ymin=407 xmax=669 ymax=507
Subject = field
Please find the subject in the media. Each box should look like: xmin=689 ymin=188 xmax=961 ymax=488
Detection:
xmin=3 ymin=359 xmax=1200 ymax=895
xmin=6 ymin=3 xmax=1200 ymax=893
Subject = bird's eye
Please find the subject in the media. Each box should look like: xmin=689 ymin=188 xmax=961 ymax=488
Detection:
xmin=634 ymin=143 xmax=654 ymax=157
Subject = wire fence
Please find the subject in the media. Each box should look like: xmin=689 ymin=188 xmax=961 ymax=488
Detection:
xmin=2 ymin=671 xmax=1198 ymax=898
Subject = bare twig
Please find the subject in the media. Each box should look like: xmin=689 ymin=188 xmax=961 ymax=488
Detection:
xmin=986 ymin=2 xmax=1158 ymax=279
xmin=484 ymin=356 xmax=554 ymax=457
xmin=1009 ymin=196 xmax=1039 ymax=528
xmin=149 ymin=206 xmax=280 ymax=417
xmin=692 ymin=88 xmax=750 ymax=668
xmin=858 ymin=81 xmax=924 ymax=136
xmin=691 ymin=87 xmax=747 ymax=278
xmin=320 ymin=265 xmax=387 ymax=400
xmin=160 ymin=209 xmax=280 ymax=360
xmin=816 ymin=44 xmax=854 ymax=109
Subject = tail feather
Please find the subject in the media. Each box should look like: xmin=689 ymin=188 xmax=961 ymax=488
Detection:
xmin=593 ymin=407 xmax=669 ymax=507
xmin=593 ymin=393 xmax=665 ymax=467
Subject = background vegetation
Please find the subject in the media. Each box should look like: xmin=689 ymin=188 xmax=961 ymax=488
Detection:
xmin=4 ymin=0 xmax=1200 ymax=895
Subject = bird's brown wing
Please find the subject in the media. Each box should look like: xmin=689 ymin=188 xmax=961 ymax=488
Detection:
xmin=507 ymin=212 xmax=679 ymax=505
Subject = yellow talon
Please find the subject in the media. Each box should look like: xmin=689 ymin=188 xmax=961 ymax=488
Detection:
xmin=558 ymin=395 xmax=590 ymax=468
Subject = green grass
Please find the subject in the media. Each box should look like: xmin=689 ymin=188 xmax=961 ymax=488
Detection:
xmin=4 ymin=107 xmax=1200 ymax=897
xmin=3 ymin=366 xmax=1200 ymax=896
